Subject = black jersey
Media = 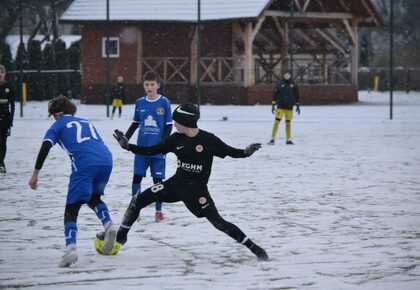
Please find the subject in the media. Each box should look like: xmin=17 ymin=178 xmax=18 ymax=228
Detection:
xmin=128 ymin=130 xmax=247 ymax=186
xmin=0 ymin=81 xmax=15 ymax=127
xmin=273 ymin=80 xmax=299 ymax=110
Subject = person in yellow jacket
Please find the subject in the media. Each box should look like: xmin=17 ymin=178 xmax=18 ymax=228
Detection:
xmin=268 ymin=71 xmax=300 ymax=145
xmin=111 ymin=76 xmax=128 ymax=119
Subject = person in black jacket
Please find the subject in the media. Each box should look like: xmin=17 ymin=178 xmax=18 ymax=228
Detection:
xmin=0 ymin=64 xmax=15 ymax=173
xmin=111 ymin=76 xmax=128 ymax=119
xmin=268 ymin=71 xmax=300 ymax=145
xmin=109 ymin=103 xmax=269 ymax=260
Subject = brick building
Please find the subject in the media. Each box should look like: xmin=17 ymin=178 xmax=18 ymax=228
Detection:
xmin=61 ymin=0 xmax=382 ymax=105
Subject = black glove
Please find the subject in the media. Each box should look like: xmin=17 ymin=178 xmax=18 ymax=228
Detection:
xmin=271 ymin=104 xmax=276 ymax=114
xmin=295 ymin=104 xmax=301 ymax=115
xmin=244 ymin=143 xmax=262 ymax=157
xmin=113 ymin=129 xmax=129 ymax=150
xmin=6 ymin=128 xmax=11 ymax=137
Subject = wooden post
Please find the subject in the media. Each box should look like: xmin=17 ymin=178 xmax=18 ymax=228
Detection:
xmin=243 ymin=22 xmax=253 ymax=87
xmin=351 ymin=20 xmax=359 ymax=85
xmin=190 ymin=26 xmax=198 ymax=85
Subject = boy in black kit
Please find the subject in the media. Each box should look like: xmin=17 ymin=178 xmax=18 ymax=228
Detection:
xmin=111 ymin=103 xmax=269 ymax=260
xmin=0 ymin=64 xmax=15 ymax=173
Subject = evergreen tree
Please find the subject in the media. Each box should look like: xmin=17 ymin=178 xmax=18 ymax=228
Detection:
xmin=401 ymin=0 xmax=420 ymax=48
xmin=360 ymin=31 xmax=372 ymax=67
xmin=54 ymin=39 xmax=69 ymax=97
xmin=67 ymin=41 xmax=80 ymax=70
xmin=14 ymin=42 xmax=29 ymax=99
xmin=28 ymin=40 xmax=44 ymax=100
xmin=43 ymin=43 xmax=57 ymax=99
xmin=1 ymin=44 xmax=14 ymax=72
xmin=67 ymin=40 xmax=81 ymax=99
xmin=14 ymin=42 xmax=28 ymax=70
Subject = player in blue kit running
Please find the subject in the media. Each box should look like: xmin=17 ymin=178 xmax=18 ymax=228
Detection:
xmin=124 ymin=71 xmax=172 ymax=222
xmin=28 ymin=96 xmax=117 ymax=267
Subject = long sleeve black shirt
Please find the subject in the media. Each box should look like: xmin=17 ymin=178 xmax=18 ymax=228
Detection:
xmin=128 ymin=130 xmax=247 ymax=186
xmin=0 ymin=81 xmax=15 ymax=127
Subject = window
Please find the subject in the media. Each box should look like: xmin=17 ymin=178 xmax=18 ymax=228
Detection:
xmin=102 ymin=37 xmax=119 ymax=58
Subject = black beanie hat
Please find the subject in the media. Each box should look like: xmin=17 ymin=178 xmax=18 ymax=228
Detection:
xmin=172 ymin=103 xmax=200 ymax=128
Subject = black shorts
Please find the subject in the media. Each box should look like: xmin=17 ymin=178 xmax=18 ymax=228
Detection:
xmin=147 ymin=176 xmax=217 ymax=218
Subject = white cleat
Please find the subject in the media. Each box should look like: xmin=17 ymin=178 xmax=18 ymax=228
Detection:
xmin=101 ymin=222 xmax=117 ymax=255
xmin=59 ymin=245 xmax=78 ymax=267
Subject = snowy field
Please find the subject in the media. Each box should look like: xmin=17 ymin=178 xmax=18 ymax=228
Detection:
xmin=1 ymin=91 xmax=419 ymax=290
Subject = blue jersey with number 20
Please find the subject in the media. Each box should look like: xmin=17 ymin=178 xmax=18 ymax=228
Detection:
xmin=43 ymin=115 xmax=112 ymax=171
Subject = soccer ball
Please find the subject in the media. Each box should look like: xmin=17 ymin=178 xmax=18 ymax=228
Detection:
xmin=94 ymin=237 xmax=121 ymax=255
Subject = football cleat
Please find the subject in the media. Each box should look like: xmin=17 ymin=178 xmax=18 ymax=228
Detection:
xmin=267 ymin=139 xmax=275 ymax=145
xmin=0 ymin=165 xmax=6 ymax=173
xmin=94 ymin=233 xmax=121 ymax=256
xmin=59 ymin=244 xmax=78 ymax=267
xmin=251 ymin=244 xmax=269 ymax=261
xmin=101 ymin=223 xmax=117 ymax=255
xmin=286 ymin=140 xmax=294 ymax=145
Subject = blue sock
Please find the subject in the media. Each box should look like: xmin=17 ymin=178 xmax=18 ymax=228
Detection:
xmin=94 ymin=203 xmax=112 ymax=227
xmin=132 ymin=183 xmax=140 ymax=196
xmin=155 ymin=202 xmax=162 ymax=212
xmin=64 ymin=222 xmax=78 ymax=246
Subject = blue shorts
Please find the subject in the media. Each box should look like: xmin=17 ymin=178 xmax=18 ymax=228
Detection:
xmin=134 ymin=155 xmax=165 ymax=179
xmin=67 ymin=165 xmax=112 ymax=204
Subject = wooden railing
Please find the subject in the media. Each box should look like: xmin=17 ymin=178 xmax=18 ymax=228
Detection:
xmin=142 ymin=56 xmax=244 ymax=85
xmin=143 ymin=55 xmax=351 ymax=85
xmin=255 ymin=54 xmax=352 ymax=84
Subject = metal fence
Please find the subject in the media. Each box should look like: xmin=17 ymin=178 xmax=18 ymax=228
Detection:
xmin=6 ymin=69 xmax=81 ymax=101
xmin=358 ymin=67 xmax=420 ymax=92
xmin=5 ymin=66 xmax=417 ymax=103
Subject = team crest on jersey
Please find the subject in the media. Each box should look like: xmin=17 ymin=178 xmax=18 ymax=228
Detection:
xmin=156 ymin=107 xmax=165 ymax=115
xmin=195 ymin=144 xmax=203 ymax=152
xmin=291 ymin=84 xmax=294 ymax=87
xmin=5 ymin=88 xmax=10 ymax=93
xmin=199 ymin=197 xmax=207 ymax=204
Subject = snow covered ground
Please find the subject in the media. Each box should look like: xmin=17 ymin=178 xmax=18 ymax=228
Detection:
xmin=1 ymin=91 xmax=419 ymax=290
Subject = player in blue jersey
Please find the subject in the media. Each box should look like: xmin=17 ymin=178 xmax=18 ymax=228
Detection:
xmin=28 ymin=96 xmax=117 ymax=267
xmin=124 ymin=71 xmax=172 ymax=222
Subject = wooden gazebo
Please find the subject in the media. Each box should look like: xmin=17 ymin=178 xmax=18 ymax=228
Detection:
xmin=61 ymin=0 xmax=383 ymax=105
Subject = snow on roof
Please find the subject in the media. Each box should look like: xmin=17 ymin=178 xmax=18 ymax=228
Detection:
xmin=60 ymin=0 xmax=271 ymax=23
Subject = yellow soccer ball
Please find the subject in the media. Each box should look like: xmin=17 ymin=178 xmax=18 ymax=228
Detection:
xmin=94 ymin=238 xmax=121 ymax=255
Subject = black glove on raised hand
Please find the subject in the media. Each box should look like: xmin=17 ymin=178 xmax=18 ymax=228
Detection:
xmin=271 ymin=104 xmax=276 ymax=114
xmin=113 ymin=129 xmax=129 ymax=150
xmin=244 ymin=143 xmax=262 ymax=157
xmin=295 ymin=104 xmax=301 ymax=115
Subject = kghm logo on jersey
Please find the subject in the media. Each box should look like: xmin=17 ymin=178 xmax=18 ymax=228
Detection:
xmin=177 ymin=160 xmax=203 ymax=173
xmin=156 ymin=107 xmax=165 ymax=115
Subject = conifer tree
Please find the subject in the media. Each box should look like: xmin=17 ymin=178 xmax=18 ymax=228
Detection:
xmin=14 ymin=42 xmax=28 ymax=70
xmin=43 ymin=43 xmax=57 ymax=99
xmin=1 ymin=44 xmax=14 ymax=72
xmin=67 ymin=40 xmax=80 ymax=99
xmin=28 ymin=40 xmax=44 ymax=100
xmin=54 ymin=39 xmax=69 ymax=97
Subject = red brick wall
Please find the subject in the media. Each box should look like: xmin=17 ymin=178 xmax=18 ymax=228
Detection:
xmin=80 ymin=24 xmax=139 ymax=86
xmin=142 ymin=24 xmax=192 ymax=57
